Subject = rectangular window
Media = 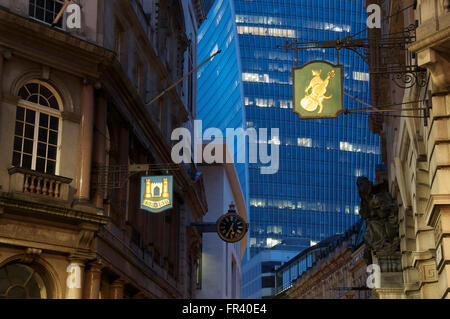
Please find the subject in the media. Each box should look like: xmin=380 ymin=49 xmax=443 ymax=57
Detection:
xmin=261 ymin=275 xmax=275 ymax=288
xmin=29 ymin=0 xmax=65 ymax=28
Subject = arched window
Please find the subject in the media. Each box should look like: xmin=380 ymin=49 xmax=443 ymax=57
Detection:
xmin=0 ymin=263 xmax=48 ymax=299
xmin=12 ymin=81 xmax=62 ymax=175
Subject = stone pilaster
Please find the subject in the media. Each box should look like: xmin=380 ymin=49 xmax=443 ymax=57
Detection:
xmin=92 ymin=94 xmax=107 ymax=209
xmin=83 ymin=261 xmax=103 ymax=299
xmin=76 ymin=82 xmax=95 ymax=201
xmin=110 ymin=279 xmax=125 ymax=299
xmin=65 ymin=258 xmax=86 ymax=299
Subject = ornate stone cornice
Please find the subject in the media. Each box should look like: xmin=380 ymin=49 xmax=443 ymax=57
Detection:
xmin=408 ymin=26 xmax=450 ymax=54
xmin=0 ymin=194 xmax=109 ymax=225
xmin=0 ymin=7 xmax=115 ymax=79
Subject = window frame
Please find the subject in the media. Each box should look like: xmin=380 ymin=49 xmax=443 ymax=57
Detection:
xmin=14 ymin=80 xmax=63 ymax=176
xmin=28 ymin=0 xmax=67 ymax=29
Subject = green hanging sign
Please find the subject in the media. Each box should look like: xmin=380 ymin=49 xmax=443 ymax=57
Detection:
xmin=293 ymin=60 xmax=344 ymax=119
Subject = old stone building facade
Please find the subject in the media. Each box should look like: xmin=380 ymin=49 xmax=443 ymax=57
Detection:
xmin=367 ymin=0 xmax=450 ymax=298
xmin=275 ymin=221 xmax=371 ymax=299
xmin=0 ymin=0 xmax=208 ymax=298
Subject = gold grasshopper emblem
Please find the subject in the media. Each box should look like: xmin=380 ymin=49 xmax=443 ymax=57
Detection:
xmin=300 ymin=69 xmax=335 ymax=114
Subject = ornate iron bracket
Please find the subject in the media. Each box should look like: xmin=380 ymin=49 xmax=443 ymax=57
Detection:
xmin=91 ymin=163 xmax=181 ymax=190
xmin=277 ymin=24 xmax=428 ymax=89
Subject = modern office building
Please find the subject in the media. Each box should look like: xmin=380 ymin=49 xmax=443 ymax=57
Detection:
xmin=241 ymin=244 xmax=301 ymax=299
xmin=198 ymin=0 xmax=381 ymax=297
xmin=274 ymin=220 xmax=370 ymax=299
xmin=197 ymin=0 xmax=249 ymax=213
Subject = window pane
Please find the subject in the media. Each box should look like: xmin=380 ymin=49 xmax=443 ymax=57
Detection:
xmin=36 ymin=0 xmax=45 ymax=9
xmin=50 ymin=117 xmax=59 ymax=130
xmin=29 ymin=94 xmax=39 ymax=104
xmin=15 ymin=122 xmax=24 ymax=136
xmin=7 ymin=286 xmax=27 ymax=298
xmin=25 ymin=276 xmax=41 ymax=299
xmin=22 ymin=155 xmax=32 ymax=169
xmin=26 ymin=109 xmax=36 ymax=124
xmin=46 ymin=160 xmax=56 ymax=175
xmin=39 ymin=96 xmax=49 ymax=107
xmin=23 ymin=139 xmax=34 ymax=155
xmin=36 ymin=7 xmax=45 ymax=20
xmin=37 ymin=142 xmax=46 ymax=157
xmin=7 ymin=264 xmax=29 ymax=285
xmin=12 ymin=152 xmax=21 ymax=167
xmin=48 ymin=131 xmax=58 ymax=145
xmin=25 ymin=124 xmax=35 ymax=139
xmin=27 ymin=83 xmax=38 ymax=94
xmin=18 ymin=87 xmax=29 ymax=100
xmin=14 ymin=137 xmax=22 ymax=152
xmin=38 ymin=128 xmax=48 ymax=142
xmin=47 ymin=146 xmax=57 ymax=160
xmin=28 ymin=3 xmax=35 ymax=17
xmin=39 ymin=114 xmax=49 ymax=128
xmin=45 ymin=0 xmax=55 ymax=11
xmin=36 ymin=158 xmax=46 ymax=173
xmin=45 ymin=10 xmax=53 ymax=24
xmin=48 ymin=96 xmax=59 ymax=110
xmin=40 ymin=85 xmax=53 ymax=99
xmin=16 ymin=107 xmax=25 ymax=121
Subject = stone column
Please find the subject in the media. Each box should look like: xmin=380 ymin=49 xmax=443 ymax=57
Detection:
xmin=0 ymin=53 xmax=3 ymax=101
xmin=92 ymin=94 xmax=107 ymax=208
xmin=119 ymin=127 xmax=129 ymax=224
xmin=65 ymin=259 xmax=85 ymax=299
xmin=76 ymin=82 xmax=95 ymax=201
xmin=110 ymin=279 xmax=125 ymax=299
xmin=83 ymin=262 xmax=102 ymax=299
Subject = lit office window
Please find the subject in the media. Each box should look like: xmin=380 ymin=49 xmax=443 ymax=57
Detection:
xmin=353 ymin=71 xmax=370 ymax=82
xmin=237 ymin=26 xmax=296 ymax=38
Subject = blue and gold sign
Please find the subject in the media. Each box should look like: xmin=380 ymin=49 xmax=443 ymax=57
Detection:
xmin=140 ymin=176 xmax=173 ymax=213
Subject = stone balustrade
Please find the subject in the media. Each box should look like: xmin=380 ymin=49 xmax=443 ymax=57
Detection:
xmin=8 ymin=167 xmax=72 ymax=201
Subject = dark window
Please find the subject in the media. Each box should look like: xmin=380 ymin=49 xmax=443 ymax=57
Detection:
xmin=29 ymin=0 xmax=64 ymax=27
xmin=261 ymin=276 xmax=275 ymax=288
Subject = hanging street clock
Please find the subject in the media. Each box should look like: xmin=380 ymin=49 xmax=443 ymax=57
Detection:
xmin=216 ymin=204 xmax=249 ymax=243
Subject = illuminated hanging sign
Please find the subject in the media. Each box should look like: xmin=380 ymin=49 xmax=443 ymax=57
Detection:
xmin=140 ymin=176 xmax=173 ymax=213
xmin=293 ymin=61 xmax=343 ymax=119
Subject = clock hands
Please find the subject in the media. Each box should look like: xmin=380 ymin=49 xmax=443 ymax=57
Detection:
xmin=225 ymin=225 xmax=235 ymax=238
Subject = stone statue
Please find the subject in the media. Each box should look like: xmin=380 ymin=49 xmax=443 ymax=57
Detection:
xmin=357 ymin=177 xmax=400 ymax=255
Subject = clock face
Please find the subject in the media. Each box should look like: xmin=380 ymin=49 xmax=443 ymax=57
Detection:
xmin=216 ymin=213 xmax=248 ymax=243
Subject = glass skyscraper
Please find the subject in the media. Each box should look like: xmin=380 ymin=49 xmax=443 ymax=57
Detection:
xmin=198 ymin=0 xmax=381 ymax=297
xmin=197 ymin=0 xmax=249 ymax=206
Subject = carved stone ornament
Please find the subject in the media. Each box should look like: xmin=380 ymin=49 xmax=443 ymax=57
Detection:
xmin=77 ymin=229 xmax=95 ymax=251
xmin=20 ymin=248 xmax=42 ymax=264
xmin=357 ymin=177 xmax=400 ymax=255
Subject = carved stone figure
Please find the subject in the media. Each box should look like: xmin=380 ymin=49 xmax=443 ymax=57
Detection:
xmin=357 ymin=177 xmax=400 ymax=255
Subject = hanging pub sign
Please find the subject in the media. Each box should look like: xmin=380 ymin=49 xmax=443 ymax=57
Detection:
xmin=293 ymin=60 xmax=344 ymax=119
xmin=140 ymin=176 xmax=173 ymax=213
